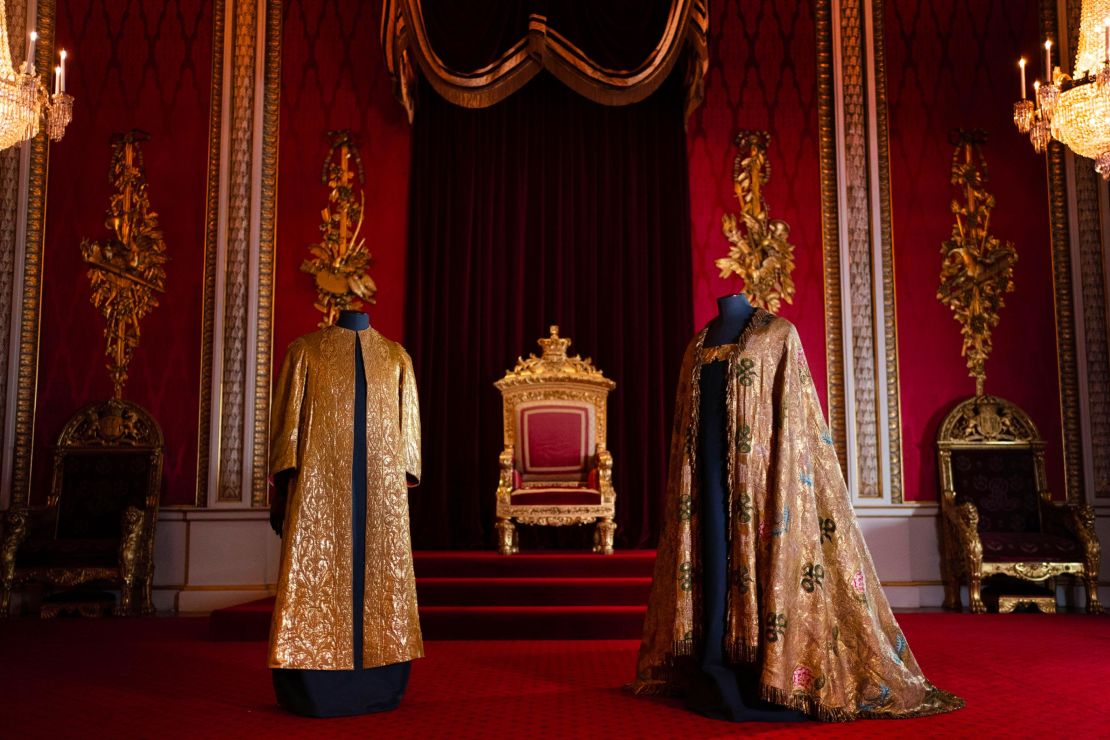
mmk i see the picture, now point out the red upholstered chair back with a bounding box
[515,400,596,483]
[949,448,1041,533]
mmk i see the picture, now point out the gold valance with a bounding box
[381,0,708,121]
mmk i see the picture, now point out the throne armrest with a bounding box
[118,506,146,581]
[942,496,982,553]
[2,507,55,552]
[1041,500,1101,558]
[498,448,516,497]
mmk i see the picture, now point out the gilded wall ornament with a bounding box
[80,130,168,400]
[301,130,377,327]
[937,130,1018,396]
[717,131,797,312]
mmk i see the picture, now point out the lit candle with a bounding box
[26,31,36,75]
[1034,80,1041,109]
[1045,39,1053,83]
[59,49,66,93]
[1019,57,1027,98]
[53,66,60,96]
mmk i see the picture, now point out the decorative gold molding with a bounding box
[251,0,281,507]
[9,0,55,508]
[301,130,376,327]
[937,130,1018,397]
[1041,0,1086,505]
[0,0,27,496]
[81,131,168,401]
[815,0,847,476]
[197,0,282,507]
[717,131,796,313]
[196,0,228,506]
[870,0,904,503]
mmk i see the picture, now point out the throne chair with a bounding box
[1,399,163,617]
[494,326,617,555]
[936,395,1101,613]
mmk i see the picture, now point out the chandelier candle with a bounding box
[26,32,35,75]
[1045,39,1053,81]
[53,67,59,96]
[59,50,66,93]
[1020,58,1026,97]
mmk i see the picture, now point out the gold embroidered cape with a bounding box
[634,311,963,721]
[268,326,423,670]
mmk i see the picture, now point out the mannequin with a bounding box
[692,294,806,722]
[270,309,413,717]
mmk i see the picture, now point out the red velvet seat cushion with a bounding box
[509,488,602,506]
[980,532,1081,562]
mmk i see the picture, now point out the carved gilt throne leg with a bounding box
[1,510,28,619]
[117,507,144,616]
[496,518,518,556]
[593,518,616,555]
[939,523,961,611]
[967,570,986,614]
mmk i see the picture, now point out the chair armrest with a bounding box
[1041,501,1100,558]
[498,449,515,493]
[596,448,613,490]
[2,507,55,553]
[942,498,982,554]
[118,506,146,580]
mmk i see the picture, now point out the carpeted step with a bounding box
[417,577,652,606]
[419,605,647,640]
[209,598,648,641]
[412,550,655,578]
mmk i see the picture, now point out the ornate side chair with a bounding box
[494,326,617,555]
[937,395,1101,613]
[1,399,163,617]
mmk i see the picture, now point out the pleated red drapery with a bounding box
[404,69,694,549]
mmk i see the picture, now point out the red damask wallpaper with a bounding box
[686,0,827,410]
[34,0,212,505]
[273,0,411,359]
[886,0,1064,500]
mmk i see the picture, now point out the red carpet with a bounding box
[2,612,1108,738]
[210,550,656,641]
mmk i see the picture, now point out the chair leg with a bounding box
[593,518,616,555]
[1085,574,1103,614]
[495,518,518,555]
[968,573,986,614]
[0,582,10,619]
[141,573,155,616]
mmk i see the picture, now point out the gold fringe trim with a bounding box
[759,683,966,723]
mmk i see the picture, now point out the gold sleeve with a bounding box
[400,349,421,485]
[270,338,308,476]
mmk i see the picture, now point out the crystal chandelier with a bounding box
[0,0,73,151]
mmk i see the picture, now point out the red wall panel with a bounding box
[274,0,411,365]
[34,0,212,505]
[886,0,1064,500]
[687,0,827,411]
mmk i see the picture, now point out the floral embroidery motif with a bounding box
[820,428,834,446]
[850,569,866,595]
[819,517,836,543]
[679,562,694,592]
[735,423,753,454]
[792,665,826,693]
[799,470,814,487]
[736,357,758,386]
[678,495,694,522]
[765,611,787,642]
[732,565,753,594]
[801,563,825,592]
[858,684,892,712]
[889,632,907,665]
[797,349,812,384]
[733,492,752,524]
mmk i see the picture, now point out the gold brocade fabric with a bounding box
[268,326,423,671]
[633,311,964,721]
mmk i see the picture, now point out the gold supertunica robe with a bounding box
[634,311,963,721]
[268,326,423,670]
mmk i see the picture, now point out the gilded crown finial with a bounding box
[538,325,571,360]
